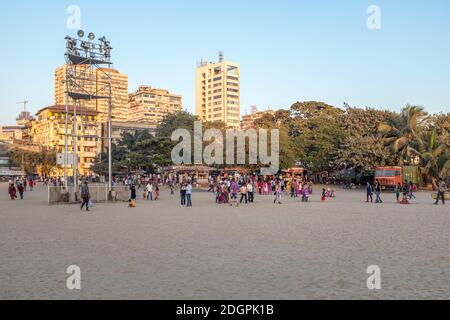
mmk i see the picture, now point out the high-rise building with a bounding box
[54,65,129,123]
[32,105,102,176]
[195,53,240,128]
[127,85,182,125]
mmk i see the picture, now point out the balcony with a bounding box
[82,152,97,158]
[83,141,98,147]
[58,140,72,146]
[58,129,72,135]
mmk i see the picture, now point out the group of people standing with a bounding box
[211,176,319,206]
[214,179,255,206]
[366,179,448,205]
[7,177,35,200]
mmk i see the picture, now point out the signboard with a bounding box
[0,168,25,176]
[56,153,77,166]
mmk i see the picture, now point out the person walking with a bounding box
[186,182,193,207]
[434,180,447,205]
[409,181,416,200]
[29,179,34,191]
[230,180,239,207]
[395,182,402,203]
[239,183,248,204]
[247,181,254,203]
[154,184,160,201]
[366,182,373,203]
[17,183,24,200]
[180,182,187,207]
[8,183,17,200]
[130,185,137,202]
[375,180,383,203]
[146,182,153,201]
[274,182,282,204]
[80,181,91,212]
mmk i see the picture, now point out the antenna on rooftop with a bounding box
[17,100,29,112]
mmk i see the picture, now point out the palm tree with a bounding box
[118,130,152,152]
[378,105,427,165]
[420,129,450,189]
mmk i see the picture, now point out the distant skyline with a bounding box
[1,0,449,124]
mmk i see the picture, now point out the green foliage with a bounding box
[8,148,56,175]
[88,105,449,184]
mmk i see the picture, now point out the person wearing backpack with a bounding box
[80,181,90,212]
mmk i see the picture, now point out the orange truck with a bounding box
[375,166,403,189]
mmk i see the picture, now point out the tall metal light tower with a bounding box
[63,30,113,199]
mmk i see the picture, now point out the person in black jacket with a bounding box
[80,181,90,211]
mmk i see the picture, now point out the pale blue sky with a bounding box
[0,0,449,124]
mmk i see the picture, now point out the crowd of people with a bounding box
[7,177,35,201]
[5,173,448,209]
[209,175,331,206]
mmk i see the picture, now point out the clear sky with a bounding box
[0,0,449,124]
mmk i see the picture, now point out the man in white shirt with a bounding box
[186,183,193,207]
[247,182,254,203]
[146,183,153,201]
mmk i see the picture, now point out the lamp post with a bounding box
[64,30,113,198]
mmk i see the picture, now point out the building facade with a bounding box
[32,105,101,176]
[0,125,25,143]
[241,109,276,130]
[54,65,129,123]
[195,54,241,128]
[127,86,182,125]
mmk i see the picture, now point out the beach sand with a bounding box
[0,182,449,300]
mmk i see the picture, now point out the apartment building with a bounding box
[241,109,276,130]
[32,105,101,176]
[54,65,129,123]
[195,53,241,128]
[127,86,182,125]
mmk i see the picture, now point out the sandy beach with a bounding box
[0,182,449,300]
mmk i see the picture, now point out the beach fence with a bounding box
[47,184,131,205]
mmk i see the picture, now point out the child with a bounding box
[128,199,136,208]
[321,188,326,202]
[302,184,309,202]
[400,192,410,205]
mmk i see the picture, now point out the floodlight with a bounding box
[77,30,85,38]
[81,41,90,50]
[88,32,95,40]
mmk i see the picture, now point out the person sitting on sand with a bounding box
[400,191,410,205]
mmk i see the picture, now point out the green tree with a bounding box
[335,107,400,173]
[419,129,450,189]
[378,105,428,165]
